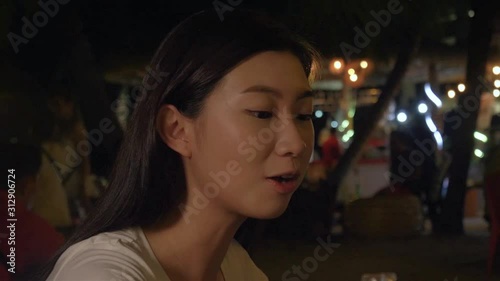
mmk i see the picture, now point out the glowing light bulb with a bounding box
[417,103,428,114]
[329,59,344,73]
[474,131,488,143]
[493,66,500,75]
[474,149,484,158]
[360,60,368,69]
[341,120,349,128]
[448,90,456,98]
[493,89,500,97]
[397,112,407,123]
[458,84,465,92]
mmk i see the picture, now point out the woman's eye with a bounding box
[249,111,273,119]
[297,114,313,121]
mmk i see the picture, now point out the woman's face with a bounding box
[185,51,314,219]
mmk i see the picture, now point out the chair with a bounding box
[485,173,500,275]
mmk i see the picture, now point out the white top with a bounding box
[46,227,268,281]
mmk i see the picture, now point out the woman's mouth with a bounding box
[266,173,300,194]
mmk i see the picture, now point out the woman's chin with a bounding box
[245,199,291,220]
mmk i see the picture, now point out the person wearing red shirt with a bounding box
[1,143,64,281]
[321,127,342,169]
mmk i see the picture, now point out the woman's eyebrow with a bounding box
[241,85,313,100]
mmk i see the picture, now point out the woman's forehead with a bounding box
[217,51,311,96]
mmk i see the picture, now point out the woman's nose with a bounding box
[274,122,307,158]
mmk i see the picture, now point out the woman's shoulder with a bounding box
[46,227,169,281]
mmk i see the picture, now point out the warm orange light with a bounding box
[329,58,344,74]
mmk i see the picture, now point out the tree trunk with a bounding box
[436,0,495,234]
[325,31,420,206]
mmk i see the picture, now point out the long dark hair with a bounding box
[38,9,319,280]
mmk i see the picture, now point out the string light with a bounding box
[397,112,407,123]
[425,115,437,132]
[333,60,342,69]
[458,84,465,92]
[493,66,500,75]
[418,103,428,114]
[434,131,443,150]
[341,120,350,128]
[448,90,456,98]
[360,60,368,69]
[329,59,344,73]
[474,149,484,158]
[474,131,488,143]
[424,83,442,108]
[493,89,500,97]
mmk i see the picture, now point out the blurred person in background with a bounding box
[410,115,439,223]
[321,126,342,169]
[0,143,64,281]
[33,82,99,230]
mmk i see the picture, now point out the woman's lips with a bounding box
[266,178,299,194]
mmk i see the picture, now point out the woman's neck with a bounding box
[143,203,245,281]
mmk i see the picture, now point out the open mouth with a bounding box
[268,175,298,183]
[266,172,301,194]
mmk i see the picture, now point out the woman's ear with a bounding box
[156,104,193,158]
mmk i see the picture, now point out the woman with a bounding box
[41,9,319,281]
[33,84,96,228]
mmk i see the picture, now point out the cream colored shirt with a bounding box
[46,227,268,281]
[33,141,74,227]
